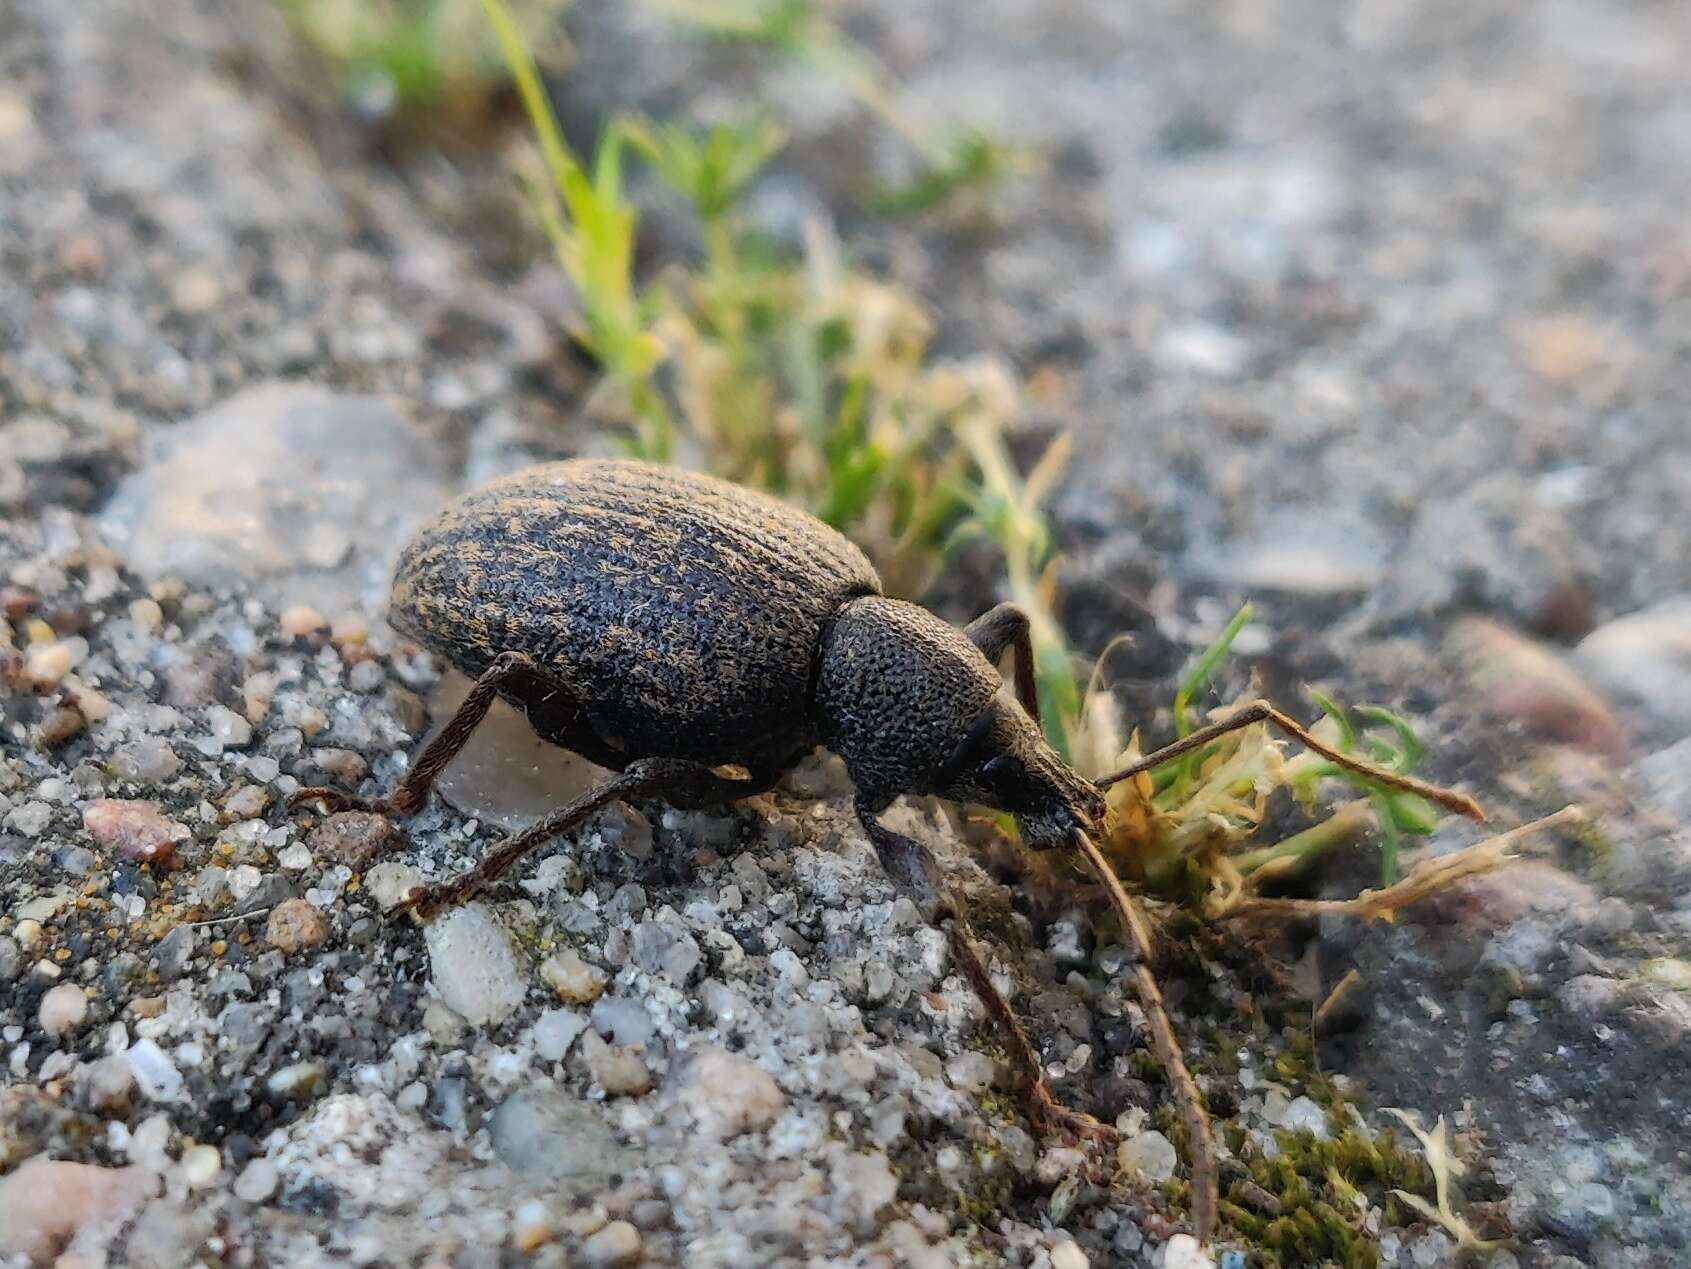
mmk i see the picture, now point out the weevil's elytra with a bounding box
[298,456,1115,1146]
[390,460,882,775]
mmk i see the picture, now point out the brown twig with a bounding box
[1217,806,1586,921]
[1073,828,1217,1246]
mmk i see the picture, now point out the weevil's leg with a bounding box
[1094,699,1486,821]
[399,758,770,918]
[965,602,1040,726]
[856,799,1117,1148]
[291,650,542,818]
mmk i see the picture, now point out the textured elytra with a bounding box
[391,459,881,774]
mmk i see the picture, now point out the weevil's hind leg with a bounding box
[399,758,772,918]
[856,799,1118,1150]
[1094,698,1486,821]
[965,602,1041,727]
[290,650,545,818]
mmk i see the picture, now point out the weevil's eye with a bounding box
[981,755,1022,790]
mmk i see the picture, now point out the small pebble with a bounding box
[126,1038,183,1101]
[580,1031,652,1096]
[329,612,369,647]
[533,1008,590,1062]
[85,1054,136,1111]
[1119,1130,1178,1181]
[512,1198,553,1252]
[206,705,253,749]
[310,748,368,782]
[1160,1234,1216,1269]
[280,605,326,637]
[308,811,398,868]
[945,1050,997,1093]
[128,598,163,631]
[82,799,190,864]
[113,737,180,783]
[1050,1241,1089,1269]
[36,705,84,747]
[681,1045,784,1138]
[266,899,328,954]
[579,1219,641,1267]
[233,1158,279,1203]
[180,1143,221,1189]
[39,982,89,1038]
[221,785,269,820]
[365,862,423,910]
[425,904,527,1026]
[540,949,607,1004]
[24,640,74,687]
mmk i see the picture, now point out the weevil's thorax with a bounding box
[814,596,1001,806]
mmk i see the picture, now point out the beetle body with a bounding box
[388,458,1101,858]
[392,459,879,777]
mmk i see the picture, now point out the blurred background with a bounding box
[4,1,1691,1266]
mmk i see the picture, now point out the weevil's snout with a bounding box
[1011,763,1108,851]
[937,700,1108,851]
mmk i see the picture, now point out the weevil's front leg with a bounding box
[856,799,1118,1149]
[291,650,542,818]
[399,758,770,918]
[964,602,1041,726]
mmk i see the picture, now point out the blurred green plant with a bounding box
[276,0,572,137]
[641,0,1020,219]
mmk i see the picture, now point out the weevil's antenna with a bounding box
[1093,699,1486,822]
[1072,827,1217,1246]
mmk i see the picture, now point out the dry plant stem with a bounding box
[1095,700,1487,822]
[1223,806,1586,921]
[1073,828,1218,1246]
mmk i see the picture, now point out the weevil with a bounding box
[292,457,1482,1150]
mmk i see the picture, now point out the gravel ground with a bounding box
[3,1,1691,1267]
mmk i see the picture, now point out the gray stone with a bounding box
[590,995,656,1048]
[100,383,449,612]
[630,919,702,982]
[489,1085,638,1187]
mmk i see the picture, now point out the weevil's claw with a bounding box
[1027,1079,1121,1155]
[289,786,387,816]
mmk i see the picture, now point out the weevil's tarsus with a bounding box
[1094,699,1486,823]
[1073,827,1218,1246]
[290,649,544,821]
[941,916,1119,1152]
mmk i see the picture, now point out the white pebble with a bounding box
[580,1219,641,1267]
[533,1008,589,1062]
[207,706,253,748]
[38,983,88,1038]
[1159,1234,1216,1269]
[1050,1241,1089,1269]
[180,1143,221,1189]
[1118,1129,1178,1182]
[424,904,527,1027]
[233,1158,279,1203]
[277,843,314,871]
[125,1038,183,1101]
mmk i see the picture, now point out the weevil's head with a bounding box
[932,694,1108,850]
[815,595,1106,847]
